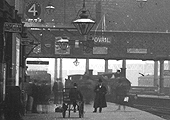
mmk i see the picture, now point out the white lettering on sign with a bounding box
[25,2,41,19]
[4,22,22,33]
[127,48,147,54]
[28,4,38,16]
[92,36,111,44]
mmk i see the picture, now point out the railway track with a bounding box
[133,104,170,120]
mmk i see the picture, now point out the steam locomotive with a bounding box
[65,71,131,104]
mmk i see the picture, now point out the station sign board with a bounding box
[92,36,112,45]
[127,48,147,54]
[27,61,49,65]
[93,47,108,54]
[4,22,22,33]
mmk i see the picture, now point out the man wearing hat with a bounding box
[93,79,107,113]
[69,83,83,112]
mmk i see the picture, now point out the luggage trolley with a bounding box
[62,88,84,118]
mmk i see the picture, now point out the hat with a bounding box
[98,79,102,83]
[73,83,77,86]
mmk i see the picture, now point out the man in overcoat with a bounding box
[93,79,107,113]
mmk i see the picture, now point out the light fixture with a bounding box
[46,0,55,14]
[72,0,95,35]
[73,58,80,66]
[136,0,147,8]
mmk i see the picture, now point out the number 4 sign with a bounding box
[25,1,41,19]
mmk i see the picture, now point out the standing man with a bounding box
[31,80,39,113]
[52,80,58,105]
[69,83,83,112]
[93,79,107,113]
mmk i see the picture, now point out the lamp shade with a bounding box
[73,10,95,35]
[45,2,55,14]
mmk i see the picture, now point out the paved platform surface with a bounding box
[23,102,165,120]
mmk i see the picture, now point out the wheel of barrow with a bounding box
[78,102,84,118]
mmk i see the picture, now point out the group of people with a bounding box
[67,75,131,113]
[52,80,63,105]
[21,71,131,114]
[22,74,131,114]
[1,73,131,120]
[21,80,51,114]
[32,81,51,113]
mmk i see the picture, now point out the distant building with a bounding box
[138,70,170,87]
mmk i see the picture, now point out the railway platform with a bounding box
[22,102,165,120]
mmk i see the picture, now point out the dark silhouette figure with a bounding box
[40,82,51,113]
[115,77,131,111]
[31,81,39,113]
[69,83,83,112]
[3,86,23,120]
[93,79,107,113]
[52,81,58,105]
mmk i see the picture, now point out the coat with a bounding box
[69,88,83,101]
[93,84,107,108]
[52,82,58,95]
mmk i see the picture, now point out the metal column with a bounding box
[54,58,58,81]
[105,59,108,73]
[159,60,164,94]
[121,59,126,77]
[168,61,170,70]
[59,58,62,82]
[154,61,158,87]
[86,58,89,74]
[12,33,16,85]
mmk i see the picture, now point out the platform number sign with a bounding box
[25,1,41,19]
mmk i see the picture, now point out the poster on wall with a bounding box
[15,36,20,86]
[55,37,70,54]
